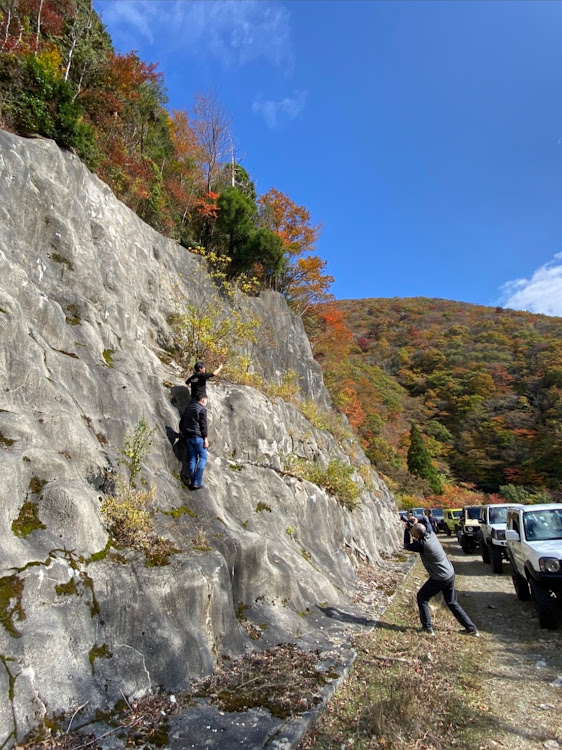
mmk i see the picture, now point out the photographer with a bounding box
[404,520,479,638]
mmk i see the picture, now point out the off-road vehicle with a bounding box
[443,508,462,536]
[479,503,524,573]
[506,504,562,630]
[457,506,483,553]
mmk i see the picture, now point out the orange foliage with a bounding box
[336,383,365,430]
[429,482,488,508]
[287,255,334,315]
[195,192,219,219]
[258,187,320,257]
[312,304,353,362]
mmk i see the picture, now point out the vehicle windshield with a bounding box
[465,507,481,520]
[431,508,444,518]
[451,510,462,519]
[489,507,509,524]
[523,509,562,541]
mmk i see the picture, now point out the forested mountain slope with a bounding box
[319,297,562,502]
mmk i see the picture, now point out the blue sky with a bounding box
[94,0,562,315]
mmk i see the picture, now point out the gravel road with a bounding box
[444,535,562,750]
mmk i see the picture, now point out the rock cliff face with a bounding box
[0,130,400,745]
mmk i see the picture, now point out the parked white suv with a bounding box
[479,503,524,574]
[505,504,562,630]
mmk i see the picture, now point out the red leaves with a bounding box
[195,191,219,219]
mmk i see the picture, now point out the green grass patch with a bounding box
[102,349,115,367]
[54,578,78,596]
[89,643,112,674]
[255,502,272,513]
[28,476,47,494]
[162,505,197,519]
[301,559,495,750]
[0,575,25,638]
[11,501,46,537]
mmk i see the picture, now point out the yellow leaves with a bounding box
[36,45,63,78]
[101,486,155,547]
[169,296,260,372]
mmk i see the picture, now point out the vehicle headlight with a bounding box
[539,558,561,574]
[465,526,473,533]
[492,529,505,540]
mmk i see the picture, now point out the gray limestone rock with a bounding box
[0,129,401,745]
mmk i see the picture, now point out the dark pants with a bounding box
[417,575,476,631]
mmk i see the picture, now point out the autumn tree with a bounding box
[259,187,320,256]
[192,89,232,193]
[258,187,333,314]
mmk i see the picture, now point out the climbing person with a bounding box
[403,521,479,637]
[179,394,208,490]
[186,361,223,402]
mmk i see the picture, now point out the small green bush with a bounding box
[286,457,360,511]
[299,400,353,443]
[167,296,260,373]
[263,370,302,403]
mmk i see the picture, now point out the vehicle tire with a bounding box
[512,570,531,601]
[481,541,490,564]
[529,578,558,630]
[460,537,472,554]
[490,545,503,574]
[445,526,451,537]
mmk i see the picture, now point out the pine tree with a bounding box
[407,423,443,494]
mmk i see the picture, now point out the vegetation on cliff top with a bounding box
[0,0,332,311]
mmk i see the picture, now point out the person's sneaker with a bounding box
[422,627,435,637]
[460,628,480,637]
[191,484,204,490]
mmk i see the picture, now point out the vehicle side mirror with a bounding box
[505,529,520,542]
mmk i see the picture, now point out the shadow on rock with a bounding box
[318,606,376,627]
[167,386,193,488]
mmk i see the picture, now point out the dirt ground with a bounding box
[301,534,562,750]
[445,536,562,749]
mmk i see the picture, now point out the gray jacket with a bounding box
[404,529,454,581]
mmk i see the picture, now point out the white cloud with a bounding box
[97,0,293,70]
[498,252,562,316]
[252,90,308,128]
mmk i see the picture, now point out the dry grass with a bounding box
[300,558,494,750]
[192,644,337,719]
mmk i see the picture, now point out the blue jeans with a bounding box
[186,437,207,486]
[417,575,476,631]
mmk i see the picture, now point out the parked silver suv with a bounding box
[479,503,524,574]
[506,504,562,630]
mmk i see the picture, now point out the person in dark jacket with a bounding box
[186,361,223,402]
[179,394,208,489]
[404,522,479,637]
[426,509,439,534]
